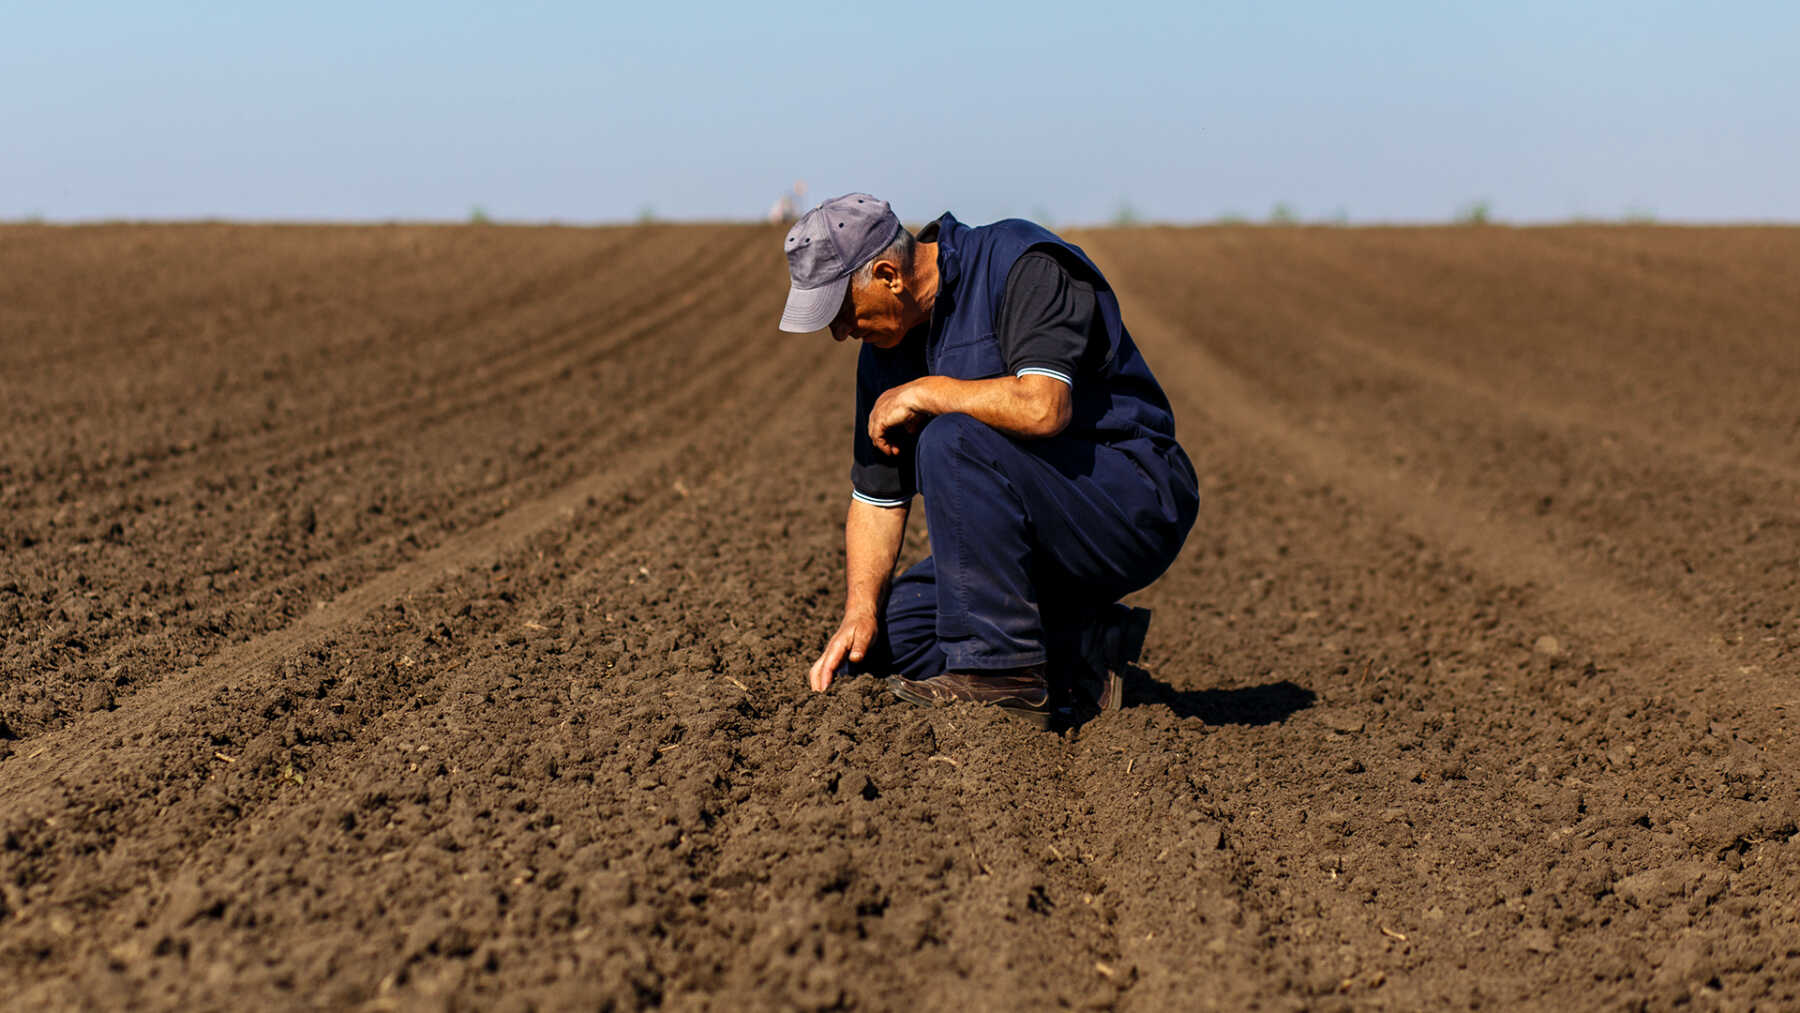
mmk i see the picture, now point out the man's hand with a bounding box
[869,375,1071,455]
[868,381,933,456]
[809,611,878,692]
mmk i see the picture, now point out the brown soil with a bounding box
[2,222,1798,1010]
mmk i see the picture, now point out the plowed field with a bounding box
[3,223,1798,1010]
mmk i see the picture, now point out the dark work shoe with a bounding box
[886,665,1053,728]
[1075,605,1151,711]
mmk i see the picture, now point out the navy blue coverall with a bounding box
[849,213,1198,680]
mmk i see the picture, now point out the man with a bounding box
[777,194,1198,727]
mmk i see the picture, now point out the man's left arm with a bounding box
[867,374,1070,455]
[869,248,1093,455]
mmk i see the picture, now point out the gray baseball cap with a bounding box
[778,193,902,332]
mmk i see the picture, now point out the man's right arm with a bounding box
[808,497,908,692]
[809,339,921,692]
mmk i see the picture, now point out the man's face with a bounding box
[827,261,911,349]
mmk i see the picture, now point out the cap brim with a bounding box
[778,275,849,333]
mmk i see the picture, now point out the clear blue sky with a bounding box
[4,1,1795,224]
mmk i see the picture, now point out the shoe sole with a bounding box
[884,676,1054,730]
[1096,606,1151,711]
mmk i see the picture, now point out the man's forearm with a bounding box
[845,497,908,618]
[907,374,1071,439]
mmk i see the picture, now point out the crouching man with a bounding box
[778,193,1198,727]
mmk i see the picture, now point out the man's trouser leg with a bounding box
[849,558,945,682]
[890,412,1193,675]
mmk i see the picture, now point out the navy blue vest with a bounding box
[924,213,1181,449]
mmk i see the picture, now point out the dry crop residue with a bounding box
[2,223,1798,1010]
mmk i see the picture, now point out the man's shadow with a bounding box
[1117,664,1315,726]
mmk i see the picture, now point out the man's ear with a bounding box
[871,259,904,294]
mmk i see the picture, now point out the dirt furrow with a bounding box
[1302,321,1800,489]
[5,224,1798,1011]
[1078,229,1798,668]
[0,225,642,378]
[1078,229,1800,1008]
[1,226,763,509]
[1084,233,1786,700]
[4,251,866,1005]
[0,235,791,780]
[1,229,781,743]
[0,264,805,998]
[1108,227,1800,473]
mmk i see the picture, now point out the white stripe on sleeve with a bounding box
[851,489,911,508]
[1016,367,1074,386]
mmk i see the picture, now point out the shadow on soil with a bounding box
[1125,666,1316,725]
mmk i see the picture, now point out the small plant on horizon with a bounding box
[636,204,660,225]
[1454,199,1492,226]
[468,206,493,225]
[1213,211,1249,226]
[1622,204,1657,225]
[1110,201,1142,227]
[1267,202,1298,226]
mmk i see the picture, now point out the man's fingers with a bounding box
[812,633,850,692]
[812,618,877,693]
[810,635,842,692]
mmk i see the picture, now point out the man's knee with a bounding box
[916,413,998,473]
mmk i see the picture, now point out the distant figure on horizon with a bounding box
[777,193,1199,728]
[767,180,808,224]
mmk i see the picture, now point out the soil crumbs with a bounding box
[3,223,1799,1011]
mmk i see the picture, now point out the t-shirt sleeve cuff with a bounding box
[1014,365,1074,386]
[851,488,912,508]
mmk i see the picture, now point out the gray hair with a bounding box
[853,226,916,285]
